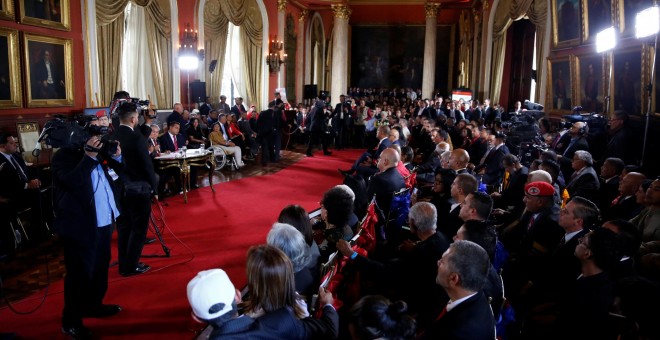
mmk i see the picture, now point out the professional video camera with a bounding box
[38,117,119,155]
[562,106,608,136]
[109,97,151,119]
[499,103,548,167]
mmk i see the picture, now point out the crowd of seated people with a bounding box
[184,91,660,339]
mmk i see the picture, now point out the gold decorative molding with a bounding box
[482,0,490,13]
[424,2,441,18]
[277,0,287,12]
[299,9,309,22]
[331,4,351,19]
[472,7,480,24]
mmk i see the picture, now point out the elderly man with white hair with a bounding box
[565,150,600,203]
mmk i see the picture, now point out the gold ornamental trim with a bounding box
[483,0,490,13]
[424,2,441,18]
[277,0,287,12]
[299,9,309,22]
[331,4,351,19]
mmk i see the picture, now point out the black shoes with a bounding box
[323,151,333,156]
[62,325,92,339]
[83,304,122,318]
[120,262,151,277]
[338,168,353,176]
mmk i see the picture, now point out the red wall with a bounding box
[0,0,86,134]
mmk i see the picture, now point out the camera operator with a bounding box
[138,104,158,138]
[51,135,123,338]
[111,102,158,277]
[555,121,590,179]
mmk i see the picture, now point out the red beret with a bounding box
[524,181,555,197]
[96,110,107,118]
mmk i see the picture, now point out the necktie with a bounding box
[10,156,28,182]
[559,236,566,246]
[479,147,492,165]
[502,171,510,190]
[611,194,622,207]
[435,306,448,321]
[172,135,178,151]
[527,214,537,230]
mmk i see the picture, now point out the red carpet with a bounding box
[0,149,361,339]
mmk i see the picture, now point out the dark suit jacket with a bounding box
[51,148,121,245]
[598,176,620,213]
[481,144,510,185]
[603,195,642,221]
[420,291,496,340]
[159,132,186,153]
[499,166,529,215]
[558,136,589,178]
[112,125,159,192]
[566,166,600,203]
[257,109,276,136]
[199,102,213,117]
[0,153,31,201]
[209,305,338,340]
[538,228,590,303]
[367,167,405,218]
[230,104,247,117]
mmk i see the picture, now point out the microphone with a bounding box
[32,140,41,157]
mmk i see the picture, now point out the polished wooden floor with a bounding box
[0,145,310,306]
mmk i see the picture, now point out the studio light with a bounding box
[178,55,199,70]
[595,26,617,53]
[636,6,660,39]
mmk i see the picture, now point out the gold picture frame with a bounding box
[0,0,15,20]
[19,0,70,31]
[551,0,581,49]
[574,54,607,115]
[611,47,644,116]
[582,0,622,41]
[23,33,74,107]
[0,28,22,108]
[546,56,575,115]
[16,121,40,160]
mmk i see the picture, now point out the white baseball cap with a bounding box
[186,269,235,320]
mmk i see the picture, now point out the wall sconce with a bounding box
[266,37,287,73]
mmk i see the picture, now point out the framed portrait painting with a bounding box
[0,0,15,20]
[552,0,581,48]
[575,54,606,114]
[582,0,621,41]
[622,0,653,35]
[0,28,22,108]
[19,0,70,31]
[546,57,574,114]
[612,49,642,116]
[23,33,73,107]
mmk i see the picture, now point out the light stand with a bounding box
[636,5,659,167]
[596,27,617,116]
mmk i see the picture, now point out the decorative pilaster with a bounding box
[422,2,440,99]
[331,4,351,105]
[296,10,309,102]
[277,0,287,87]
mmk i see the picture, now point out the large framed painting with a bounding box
[575,54,606,114]
[622,0,654,35]
[546,56,574,114]
[23,33,73,107]
[0,0,15,20]
[0,28,22,108]
[19,0,70,31]
[552,0,581,48]
[611,48,643,116]
[582,0,621,41]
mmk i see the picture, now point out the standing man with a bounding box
[272,92,286,162]
[52,135,123,338]
[421,240,496,339]
[111,102,158,277]
[138,106,158,138]
[257,102,277,166]
[217,95,231,116]
[306,96,332,157]
[333,94,351,150]
[199,96,213,117]
[230,96,247,117]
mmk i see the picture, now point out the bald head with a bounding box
[619,172,646,196]
[449,149,470,170]
[378,148,400,172]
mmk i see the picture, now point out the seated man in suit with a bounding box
[448,148,471,174]
[420,240,496,339]
[367,148,406,226]
[603,172,646,221]
[158,121,198,194]
[556,121,590,179]
[476,131,510,186]
[339,125,393,177]
[598,157,624,212]
[566,150,600,203]
[491,154,528,221]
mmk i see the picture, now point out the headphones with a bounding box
[578,123,589,136]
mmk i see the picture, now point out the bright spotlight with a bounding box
[596,26,617,53]
[178,55,199,70]
[636,6,660,39]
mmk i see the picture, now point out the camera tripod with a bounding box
[143,198,171,257]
